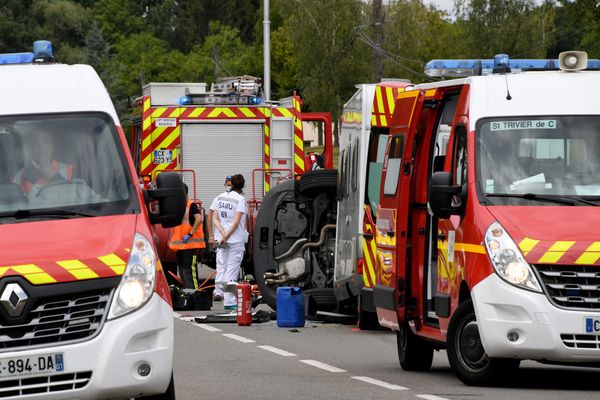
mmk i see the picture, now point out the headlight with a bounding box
[108,233,157,319]
[484,222,542,292]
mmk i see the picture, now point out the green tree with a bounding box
[0,0,36,52]
[281,0,371,145]
[455,0,549,58]
[383,0,461,83]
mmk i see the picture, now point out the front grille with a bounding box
[561,334,600,349]
[0,289,112,350]
[0,371,92,398]
[534,264,600,309]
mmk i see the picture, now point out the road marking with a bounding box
[416,395,451,400]
[194,323,222,332]
[257,345,297,357]
[351,376,408,390]
[299,359,347,373]
[222,333,256,343]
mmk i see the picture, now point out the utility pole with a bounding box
[372,0,384,82]
[263,0,271,102]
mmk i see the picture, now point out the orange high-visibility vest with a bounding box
[168,200,206,250]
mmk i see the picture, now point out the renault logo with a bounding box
[0,283,28,317]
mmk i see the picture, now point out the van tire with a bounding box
[139,374,176,399]
[446,299,520,386]
[304,288,337,310]
[397,323,434,371]
[299,170,337,194]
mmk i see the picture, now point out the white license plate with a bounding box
[0,353,64,379]
[585,317,600,333]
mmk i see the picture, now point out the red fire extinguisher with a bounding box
[237,282,252,326]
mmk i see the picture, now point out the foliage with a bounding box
[2,0,600,125]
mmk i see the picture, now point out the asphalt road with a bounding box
[172,304,600,400]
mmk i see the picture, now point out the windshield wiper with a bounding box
[486,193,577,206]
[0,209,96,220]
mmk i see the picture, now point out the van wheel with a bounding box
[397,323,434,371]
[446,299,519,386]
[139,374,176,399]
[299,170,337,194]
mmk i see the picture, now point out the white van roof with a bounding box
[0,63,120,123]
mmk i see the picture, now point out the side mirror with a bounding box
[428,172,463,219]
[144,172,186,228]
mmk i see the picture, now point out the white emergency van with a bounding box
[0,41,184,399]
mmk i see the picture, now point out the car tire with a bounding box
[397,323,434,371]
[299,169,337,194]
[446,299,520,386]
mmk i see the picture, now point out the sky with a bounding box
[426,0,455,15]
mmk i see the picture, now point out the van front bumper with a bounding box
[473,273,600,363]
[0,294,173,400]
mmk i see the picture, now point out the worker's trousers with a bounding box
[176,249,199,289]
[214,242,245,307]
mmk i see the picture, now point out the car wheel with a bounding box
[397,323,434,371]
[446,299,520,386]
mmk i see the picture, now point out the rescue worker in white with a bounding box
[210,174,248,310]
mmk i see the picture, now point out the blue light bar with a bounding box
[0,52,34,65]
[179,96,191,105]
[33,40,53,61]
[249,96,261,105]
[424,54,599,77]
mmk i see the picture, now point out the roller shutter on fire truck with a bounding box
[180,122,264,207]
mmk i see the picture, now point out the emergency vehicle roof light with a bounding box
[32,40,53,62]
[179,95,191,105]
[0,52,34,65]
[424,53,600,77]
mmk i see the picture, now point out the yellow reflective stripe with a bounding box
[143,98,150,111]
[240,107,256,117]
[264,143,270,157]
[294,134,303,149]
[455,243,486,254]
[386,87,395,115]
[380,115,388,127]
[141,131,153,152]
[371,115,377,126]
[294,153,305,171]
[152,107,166,118]
[192,254,198,289]
[143,115,151,131]
[98,254,127,275]
[154,126,180,157]
[519,237,540,256]
[424,89,437,98]
[548,241,575,252]
[362,240,376,287]
[262,107,271,117]
[375,87,384,115]
[208,108,236,118]
[0,265,56,284]
[538,241,575,264]
[575,242,600,264]
[294,115,302,130]
[277,108,293,118]
[169,108,181,118]
[189,107,205,118]
[56,260,99,280]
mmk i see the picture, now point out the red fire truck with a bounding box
[130,76,333,273]
[373,51,600,385]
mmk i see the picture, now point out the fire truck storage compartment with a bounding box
[270,118,294,175]
[180,122,264,207]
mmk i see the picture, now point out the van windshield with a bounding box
[477,116,600,206]
[0,113,139,221]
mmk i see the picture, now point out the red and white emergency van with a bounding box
[0,41,185,399]
[373,51,600,385]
